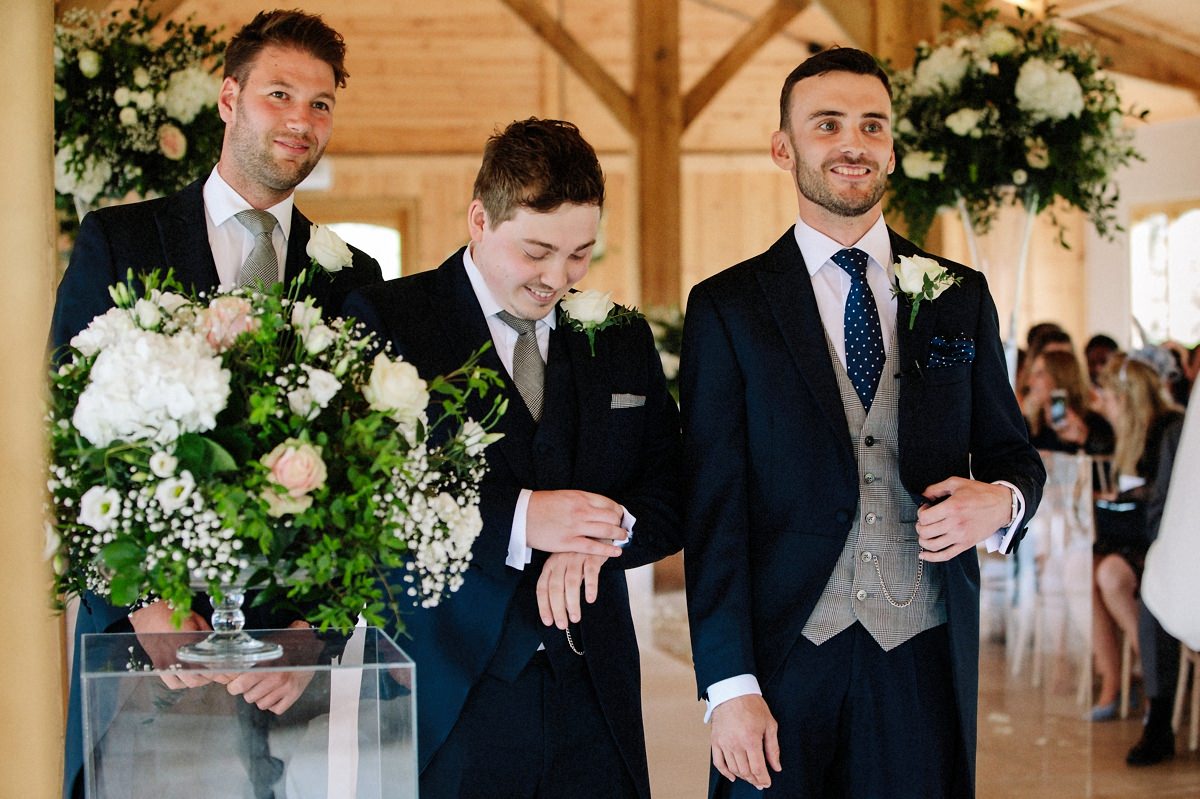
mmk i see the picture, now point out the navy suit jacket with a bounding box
[680,227,1045,786]
[52,177,383,799]
[342,250,683,799]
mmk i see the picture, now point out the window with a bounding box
[1129,206,1200,346]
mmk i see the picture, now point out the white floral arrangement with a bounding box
[47,272,506,631]
[54,1,226,217]
[892,255,962,329]
[887,0,1143,245]
[644,305,684,399]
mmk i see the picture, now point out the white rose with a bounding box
[364,353,429,426]
[78,485,121,532]
[1012,169,1028,186]
[896,255,954,300]
[54,83,66,102]
[150,290,189,315]
[133,67,151,88]
[304,366,341,407]
[895,118,916,136]
[560,289,614,325]
[113,87,132,107]
[981,27,1019,57]
[134,90,155,110]
[306,224,353,272]
[944,107,985,137]
[134,298,162,329]
[119,107,139,127]
[900,151,945,181]
[77,49,101,78]
[302,323,335,355]
[149,451,178,478]
[155,470,196,513]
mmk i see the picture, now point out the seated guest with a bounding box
[1087,356,1185,722]
[1023,349,1114,456]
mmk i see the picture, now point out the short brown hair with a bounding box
[472,118,605,226]
[779,47,890,130]
[224,10,348,89]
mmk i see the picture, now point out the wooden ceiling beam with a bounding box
[497,0,637,133]
[1060,16,1200,97]
[682,0,810,129]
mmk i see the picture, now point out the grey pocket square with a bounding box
[610,393,646,409]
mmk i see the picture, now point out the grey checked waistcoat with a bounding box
[801,330,947,651]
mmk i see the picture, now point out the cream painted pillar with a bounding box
[0,2,63,798]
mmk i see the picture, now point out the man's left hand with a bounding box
[916,477,1012,561]
[214,620,316,714]
[536,552,609,629]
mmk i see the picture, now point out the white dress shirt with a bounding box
[460,246,634,571]
[202,166,294,288]
[703,214,1025,720]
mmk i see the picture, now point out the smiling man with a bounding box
[50,11,382,799]
[679,48,1045,798]
[343,118,683,799]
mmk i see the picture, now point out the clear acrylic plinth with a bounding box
[80,626,416,799]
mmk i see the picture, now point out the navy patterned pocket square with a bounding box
[927,335,975,368]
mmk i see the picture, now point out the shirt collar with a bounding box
[793,213,893,281]
[202,166,294,239]
[462,245,558,330]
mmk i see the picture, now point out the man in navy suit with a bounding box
[50,11,382,798]
[343,118,682,799]
[680,48,1045,798]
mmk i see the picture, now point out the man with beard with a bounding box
[51,11,381,799]
[679,48,1044,798]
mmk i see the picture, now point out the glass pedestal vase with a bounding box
[80,626,416,799]
[175,588,284,664]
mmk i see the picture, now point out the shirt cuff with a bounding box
[616,506,636,547]
[506,488,534,570]
[703,674,762,723]
[985,480,1025,554]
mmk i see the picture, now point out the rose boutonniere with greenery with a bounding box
[892,255,962,330]
[306,223,353,274]
[559,289,643,356]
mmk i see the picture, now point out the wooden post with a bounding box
[633,0,682,307]
[1,3,63,798]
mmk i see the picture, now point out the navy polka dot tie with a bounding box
[832,247,884,411]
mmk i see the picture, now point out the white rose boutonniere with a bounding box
[559,289,643,356]
[306,223,353,274]
[893,255,962,330]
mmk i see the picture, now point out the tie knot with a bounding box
[831,247,870,280]
[235,209,277,237]
[496,310,537,336]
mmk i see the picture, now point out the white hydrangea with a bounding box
[901,151,946,181]
[1015,58,1085,123]
[910,45,972,96]
[54,142,113,205]
[980,26,1019,57]
[73,328,231,447]
[945,107,986,137]
[70,306,138,356]
[162,66,218,124]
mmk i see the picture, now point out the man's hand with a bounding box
[709,694,782,789]
[917,477,1013,561]
[130,600,212,689]
[526,490,627,557]
[215,621,316,715]
[536,552,609,628]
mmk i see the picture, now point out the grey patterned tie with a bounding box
[496,310,544,422]
[234,209,280,289]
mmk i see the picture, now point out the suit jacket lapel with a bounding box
[890,229,937,379]
[432,252,538,487]
[285,207,313,285]
[757,230,853,457]
[155,179,219,292]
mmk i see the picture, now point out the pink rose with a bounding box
[158,124,187,161]
[261,439,326,517]
[200,296,258,351]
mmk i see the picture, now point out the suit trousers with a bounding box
[421,647,638,799]
[717,622,970,799]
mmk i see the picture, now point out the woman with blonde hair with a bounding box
[1088,355,1184,730]
[1024,349,1113,454]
